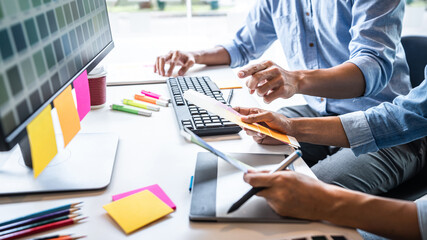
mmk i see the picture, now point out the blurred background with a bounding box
[102,0,427,110]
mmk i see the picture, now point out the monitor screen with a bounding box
[0,0,114,151]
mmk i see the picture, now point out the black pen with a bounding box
[227,150,302,214]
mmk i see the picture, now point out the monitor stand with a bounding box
[0,133,118,195]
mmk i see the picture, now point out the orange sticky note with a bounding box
[53,85,81,147]
[103,190,174,234]
[27,105,58,178]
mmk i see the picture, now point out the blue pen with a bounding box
[189,176,194,192]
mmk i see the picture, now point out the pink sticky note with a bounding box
[112,184,176,210]
[73,70,91,121]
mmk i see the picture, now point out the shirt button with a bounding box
[306,12,310,16]
[320,98,324,102]
[309,43,314,47]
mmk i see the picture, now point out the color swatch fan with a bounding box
[183,90,300,148]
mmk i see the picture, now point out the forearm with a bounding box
[297,62,366,98]
[324,187,420,239]
[288,117,350,147]
[192,46,231,66]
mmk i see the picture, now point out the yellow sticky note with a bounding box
[213,78,242,89]
[103,190,174,234]
[53,85,81,147]
[27,105,58,178]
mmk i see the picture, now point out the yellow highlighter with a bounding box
[122,99,160,112]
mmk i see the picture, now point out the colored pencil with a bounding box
[0,214,79,236]
[0,217,86,240]
[31,234,69,240]
[0,202,82,227]
[0,208,79,232]
[48,236,85,240]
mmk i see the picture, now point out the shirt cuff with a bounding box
[339,111,378,156]
[218,41,241,68]
[346,55,385,97]
[416,200,427,240]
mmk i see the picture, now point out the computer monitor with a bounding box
[0,0,118,195]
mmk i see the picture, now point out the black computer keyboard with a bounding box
[167,76,242,136]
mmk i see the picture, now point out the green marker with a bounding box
[122,99,160,112]
[110,104,152,117]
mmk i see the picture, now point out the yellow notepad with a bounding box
[103,190,174,234]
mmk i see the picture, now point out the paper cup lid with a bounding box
[88,65,107,78]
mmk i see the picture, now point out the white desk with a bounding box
[0,67,362,240]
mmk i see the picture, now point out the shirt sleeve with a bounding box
[219,0,278,68]
[416,200,427,240]
[340,68,427,156]
[339,111,378,156]
[345,0,405,96]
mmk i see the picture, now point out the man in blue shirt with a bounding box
[236,66,427,239]
[154,0,425,194]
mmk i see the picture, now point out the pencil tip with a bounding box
[75,216,88,223]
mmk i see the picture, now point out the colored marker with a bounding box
[189,176,194,192]
[110,104,152,117]
[134,94,168,107]
[122,99,160,112]
[141,90,171,103]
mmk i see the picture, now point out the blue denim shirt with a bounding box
[340,66,427,239]
[340,66,427,156]
[221,0,411,115]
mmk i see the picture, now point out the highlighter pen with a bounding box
[122,99,160,112]
[134,94,169,107]
[141,90,171,103]
[227,150,302,214]
[110,104,152,117]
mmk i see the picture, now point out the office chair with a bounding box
[380,35,427,201]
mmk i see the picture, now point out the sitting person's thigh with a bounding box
[311,138,426,194]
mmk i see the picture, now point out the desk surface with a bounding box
[0,67,361,240]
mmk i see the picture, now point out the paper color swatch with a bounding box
[183,90,300,148]
[73,70,91,121]
[53,85,81,147]
[103,190,174,234]
[213,78,242,90]
[112,184,176,210]
[181,127,255,173]
[26,105,58,178]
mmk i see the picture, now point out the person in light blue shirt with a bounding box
[154,0,425,194]
[236,66,427,239]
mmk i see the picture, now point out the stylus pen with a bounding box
[227,150,302,214]
[227,89,234,104]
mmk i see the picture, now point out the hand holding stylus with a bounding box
[227,150,302,214]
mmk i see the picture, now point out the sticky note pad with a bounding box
[112,184,176,210]
[103,190,174,234]
[53,85,81,147]
[27,105,58,178]
[73,70,91,121]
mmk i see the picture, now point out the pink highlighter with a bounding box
[141,90,171,103]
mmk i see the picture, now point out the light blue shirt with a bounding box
[340,66,427,156]
[340,66,427,239]
[221,0,411,115]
